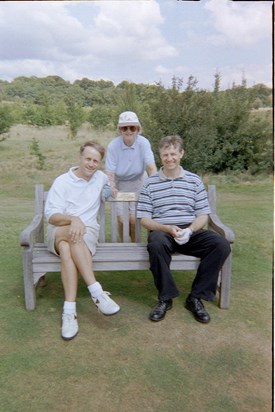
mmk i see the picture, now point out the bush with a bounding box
[0,105,13,140]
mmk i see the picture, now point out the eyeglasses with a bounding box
[120,126,138,132]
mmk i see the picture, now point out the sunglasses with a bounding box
[120,126,138,132]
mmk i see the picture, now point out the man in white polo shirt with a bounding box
[45,141,120,340]
[137,135,231,324]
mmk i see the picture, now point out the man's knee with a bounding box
[57,240,71,257]
[214,234,231,258]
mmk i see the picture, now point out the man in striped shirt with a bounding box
[136,135,230,324]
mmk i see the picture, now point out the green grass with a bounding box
[0,125,273,411]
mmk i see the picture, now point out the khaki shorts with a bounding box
[46,223,99,256]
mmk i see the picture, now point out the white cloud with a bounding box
[0,1,271,89]
[90,1,177,60]
[155,64,189,76]
[0,3,88,61]
[0,0,176,82]
[204,0,272,47]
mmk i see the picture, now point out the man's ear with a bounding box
[180,149,184,159]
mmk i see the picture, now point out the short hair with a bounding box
[159,135,183,152]
[79,141,105,159]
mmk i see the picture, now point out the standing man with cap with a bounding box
[105,111,157,241]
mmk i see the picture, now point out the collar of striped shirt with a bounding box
[158,166,186,181]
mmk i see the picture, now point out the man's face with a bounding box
[78,146,102,180]
[159,144,184,172]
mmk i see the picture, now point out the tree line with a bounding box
[0,74,272,174]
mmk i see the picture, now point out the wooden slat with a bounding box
[111,202,118,242]
[122,202,130,242]
[32,244,200,274]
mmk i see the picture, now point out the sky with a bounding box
[0,0,273,91]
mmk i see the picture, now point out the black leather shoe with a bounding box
[185,295,211,323]
[149,299,173,322]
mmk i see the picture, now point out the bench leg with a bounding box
[22,249,36,310]
[218,252,232,309]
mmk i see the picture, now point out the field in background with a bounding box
[1,123,114,196]
[0,125,273,411]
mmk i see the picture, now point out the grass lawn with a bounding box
[0,125,273,411]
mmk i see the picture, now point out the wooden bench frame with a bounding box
[20,184,235,310]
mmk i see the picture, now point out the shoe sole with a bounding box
[149,316,165,322]
[61,330,78,340]
[97,307,121,316]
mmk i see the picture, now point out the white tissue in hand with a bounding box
[174,228,192,245]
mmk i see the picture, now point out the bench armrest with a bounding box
[20,213,44,247]
[208,213,235,243]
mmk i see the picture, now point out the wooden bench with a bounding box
[20,184,235,311]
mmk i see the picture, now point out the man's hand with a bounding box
[174,228,192,245]
[102,184,113,201]
[69,217,86,243]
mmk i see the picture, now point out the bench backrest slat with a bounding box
[98,201,105,242]
[207,185,216,214]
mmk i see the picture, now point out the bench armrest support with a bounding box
[20,213,44,247]
[208,213,235,243]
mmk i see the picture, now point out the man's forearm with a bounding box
[140,217,172,233]
[48,213,78,226]
[140,214,209,236]
[189,214,209,233]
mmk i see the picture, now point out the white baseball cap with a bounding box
[118,111,141,127]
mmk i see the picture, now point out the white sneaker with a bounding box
[92,291,120,315]
[61,313,79,340]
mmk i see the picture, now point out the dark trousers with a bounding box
[147,229,231,302]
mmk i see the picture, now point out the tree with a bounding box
[88,105,114,130]
[0,105,13,142]
[113,82,146,129]
[66,102,85,139]
[0,75,272,173]
[213,72,221,93]
[30,138,46,170]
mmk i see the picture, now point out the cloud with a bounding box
[204,0,272,47]
[0,3,88,61]
[155,64,190,76]
[0,0,176,82]
[91,1,177,60]
[0,1,271,89]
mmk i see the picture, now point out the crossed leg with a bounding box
[55,226,96,301]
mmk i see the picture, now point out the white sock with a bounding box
[88,282,103,299]
[63,301,76,315]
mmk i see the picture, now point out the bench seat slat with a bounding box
[32,245,200,273]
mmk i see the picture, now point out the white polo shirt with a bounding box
[45,167,109,226]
